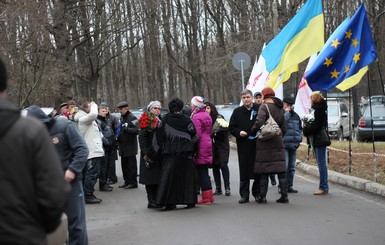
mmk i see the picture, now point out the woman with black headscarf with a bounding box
[149,98,199,209]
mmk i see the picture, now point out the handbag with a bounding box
[312,127,331,147]
[258,104,282,141]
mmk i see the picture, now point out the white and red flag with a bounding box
[294,54,317,118]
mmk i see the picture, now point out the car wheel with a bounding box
[337,128,343,141]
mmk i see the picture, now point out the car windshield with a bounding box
[328,105,339,116]
[363,106,385,117]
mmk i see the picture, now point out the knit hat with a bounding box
[147,100,161,112]
[191,96,205,108]
[59,102,68,109]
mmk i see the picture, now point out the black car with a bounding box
[356,104,385,142]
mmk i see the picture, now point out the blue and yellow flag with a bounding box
[262,0,324,89]
[305,3,377,91]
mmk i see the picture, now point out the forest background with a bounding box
[0,0,384,109]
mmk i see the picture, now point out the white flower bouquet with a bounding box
[301,113,315,127]
[301,112,315,147]
[212,117,229,134]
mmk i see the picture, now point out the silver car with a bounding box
[327,100,354,140]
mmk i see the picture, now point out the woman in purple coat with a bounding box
[191,96,214,204]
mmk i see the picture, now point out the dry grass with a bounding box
[297,140,385,185]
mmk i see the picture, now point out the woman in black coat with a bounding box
[138,101,162,208]
[205,102,231,196]
[150,98,199,210]
[303,93,330,195]
[251,87,288,204]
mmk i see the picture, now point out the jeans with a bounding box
[285,148,297,188]
[84,157,103,195]
[65,180,88,245]
[314,146,329,190]
[212,163,230,188]
[195,164,212,191]
[99,156,108,187]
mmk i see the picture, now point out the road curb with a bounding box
[297,161,385,197]
[229,141,385,197]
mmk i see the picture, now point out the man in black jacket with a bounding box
[229,89,260,204]
[0,58,70,244]
[27,105,89,245]
[97,105,114,191]
[116,101,139,189]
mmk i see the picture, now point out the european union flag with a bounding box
[305,3,377,91]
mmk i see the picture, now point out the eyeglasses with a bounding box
[153,107,161,110]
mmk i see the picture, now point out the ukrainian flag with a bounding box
[305,3,377,91]
[262,0,324,89]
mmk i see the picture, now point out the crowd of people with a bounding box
[0,54,331,244]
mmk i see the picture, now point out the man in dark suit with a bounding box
[229,89,260,203]
[116,101,139,189]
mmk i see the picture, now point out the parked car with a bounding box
[361,95,385,115]
[327,99,354,140]
[217,106,235,122]
[356,104,385,142]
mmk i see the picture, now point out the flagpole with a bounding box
[366,71,377,182]
[348,89,352,174]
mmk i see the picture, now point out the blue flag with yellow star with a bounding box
[305,3,377,91]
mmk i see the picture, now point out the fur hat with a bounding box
[147,100,161,112]
[191,96,205,108]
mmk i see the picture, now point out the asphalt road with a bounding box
[86,148,385,245]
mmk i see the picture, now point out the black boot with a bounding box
[224,180,231,196]
[276,194,289,203]
[214,187,222,195]
[146,185,162,209]
[238,180,250,204]
[276,173,289,203]
[255,196,267,204]
[257,175,268,204]
[213,178,222,195]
